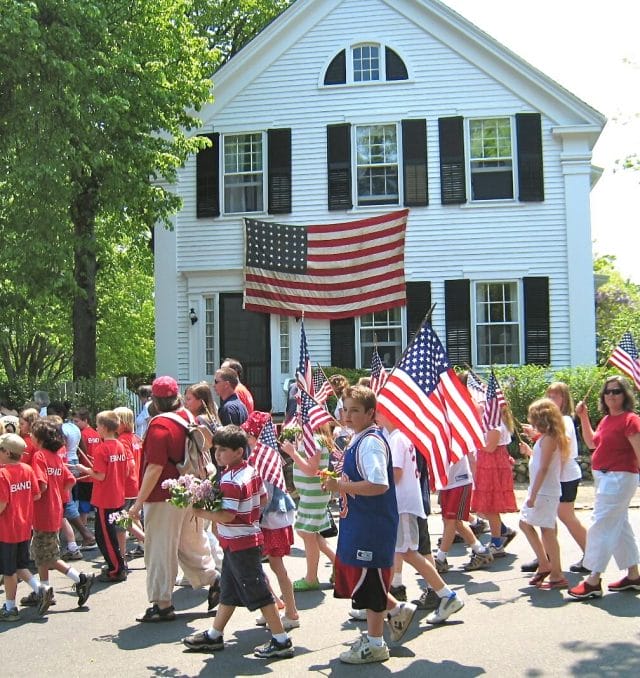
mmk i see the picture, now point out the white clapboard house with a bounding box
[154,0,605,412]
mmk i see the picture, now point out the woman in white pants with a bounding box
[569,376,640,599]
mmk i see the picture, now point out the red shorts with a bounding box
[261,526,294,558]
[333,555,392,612]
[439,483,472,521]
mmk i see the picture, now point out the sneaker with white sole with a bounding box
[0,604,20,622]
[339,636,389,664]
[463,549,494,571]
[489,542,506,558]
[386,602,417,642]
[434,557,450,573]
[255,614,300,630]
[414,588,440,611]
[348,607,368,621]
[183,630,224,652]
[254,636,294,659]
[37,585,54,617]
[501,527,517,547]
[21,590,57,607]
[426,592,464,624]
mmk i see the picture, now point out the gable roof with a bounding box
[200,0,605,132]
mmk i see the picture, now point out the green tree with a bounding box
[594,255,640,363]
[0,0,217,378]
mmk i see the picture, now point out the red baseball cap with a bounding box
[151,376,179,398]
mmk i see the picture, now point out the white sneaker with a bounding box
[339,636,389,664]
[281,615,300,631]
[386,602,417,642]
[255,613,267,626]
[426,593,464,624]
[348,607,367,621]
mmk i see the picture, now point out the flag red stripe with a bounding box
[245,266,404,292]
[243,297,406,319]
[245,283,406,307]
[308,223,406,252]
[307,209,409,234]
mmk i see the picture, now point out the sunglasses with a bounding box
[604,388,623,395]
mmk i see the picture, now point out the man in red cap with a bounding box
[129,377,221,623]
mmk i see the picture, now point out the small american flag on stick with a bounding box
[299,387,333,457]
[609,332,640,390]
[370,347,388,395]
[482,372,506,432]
[312,366,334,405]
[249,420,286,491]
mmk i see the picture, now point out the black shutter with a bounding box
[438,117,466,205]
[267,128,292,214]
[327,124,352,210]
[330,318,355,368]
[406,282,431,340]
[385,47,408,80]
[516,113,544,202]
[402,119,428,207]
[324,50,346,85]
[523,276,550,365]
[196,132,219,218]
[444,279,471,366]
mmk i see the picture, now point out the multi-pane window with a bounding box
[204,297,216,375]
[469,118,514,200]
[279,316,290,375]
[475,282,520,365]
[355,124,399,206]
[223,133,264,213]
[352,44,380,82]
[358,308,403,368]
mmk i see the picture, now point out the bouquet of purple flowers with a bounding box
[161,473,223,512]
[108,509,133,529]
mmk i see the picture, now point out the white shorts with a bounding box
[519,494,559,529]
[395,513,420,553]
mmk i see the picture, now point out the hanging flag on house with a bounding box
[249,420,286,492]
[482,372,506,432]
[243,209,408,318]
[376,323,484,490]
[299,387,333,457]
[609,331,640,389]
[312,366,334,405]
[295,321,313,395]
[370,347,388,395]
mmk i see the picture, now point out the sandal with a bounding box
[538,578,569,590]
[529,571,551,587]
[293,578,320,592]
[136,603,176,623]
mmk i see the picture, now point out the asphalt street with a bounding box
[1,484,639,677]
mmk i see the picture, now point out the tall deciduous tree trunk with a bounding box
[71,175,100,379]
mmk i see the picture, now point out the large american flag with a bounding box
[376,324,484,490]
[243,210,408,318]
[482,372,506,432]
[609,332,640,389]
[312,367,334,405]
[370,347,388,395]
[299,387,333,457]
[249,420,286,492]
[295,322,313,395]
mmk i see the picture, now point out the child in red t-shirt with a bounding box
[76,410,128,583]
[114,406,145,559]
[0,433,42,621]
[23,418,95,612]
[18,408,39,466]
[72,407,103,542]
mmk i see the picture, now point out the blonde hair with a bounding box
[546,382,574,417]
[96,410,119,433]
[20,408,39,428]
[114,407,134,433]
[527,398,570,462]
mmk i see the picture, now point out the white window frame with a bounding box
[351,43,381,82]
[466,117,516,202]
[204,295,220,379]
[222,131,266,215]
[472,280,522,366]
[353,122,401,207]
[279,315,291,376]
[355,307,406,369]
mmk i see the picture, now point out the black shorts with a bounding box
[219,546,274,612]
[76,481,93,503]
[0,540,30,576]
[417,515,431,555]
[560,479,580,503]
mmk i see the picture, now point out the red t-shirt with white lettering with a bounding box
[21,434,38,466]
[79,426,102,485]
[31,449,76,532]
[0,462,40,542]
[118,431,143,498]
[91,438,127,508]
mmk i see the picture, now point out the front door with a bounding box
[219,293,271,411]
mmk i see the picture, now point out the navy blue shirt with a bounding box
[219,393,248,426]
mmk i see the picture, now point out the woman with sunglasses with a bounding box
[568,375,640,599]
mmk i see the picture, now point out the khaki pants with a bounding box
[143,501,218,604]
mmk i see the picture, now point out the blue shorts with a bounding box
[63,497,80,521]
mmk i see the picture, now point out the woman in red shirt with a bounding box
[569,376,640,599]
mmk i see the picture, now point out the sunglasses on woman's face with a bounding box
[604,388,623,395]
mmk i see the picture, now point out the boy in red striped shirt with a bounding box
[182,425,294,660]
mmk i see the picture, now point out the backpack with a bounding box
[155,411,215,480]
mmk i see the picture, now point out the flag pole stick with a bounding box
[300,385,341,427]
[316,362,338,398]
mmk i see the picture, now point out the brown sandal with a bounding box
[529,571,551,586]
